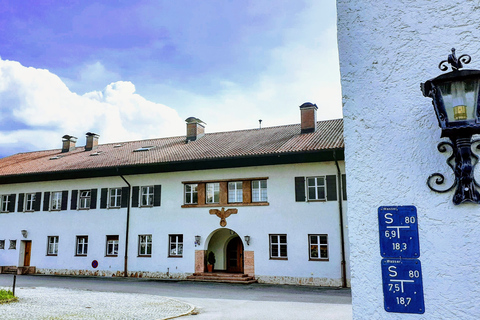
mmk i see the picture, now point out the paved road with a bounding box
[0,274,352,319]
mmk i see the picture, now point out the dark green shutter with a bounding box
[153,185,161,207]
[43,192,51,211]
[121,187,130,208]
[342,174,347,200]
[71,190,78,210]
[100,188,108,209]
[17,193,24,212]
[295,177,306,202]
[132,186,139,207]
[326,175,337,201]
[61,191,69,210]
[34,192,42,211]
[90,189,97,209]
[8,194,16,212]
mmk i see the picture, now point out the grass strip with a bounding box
[0,289,17,304]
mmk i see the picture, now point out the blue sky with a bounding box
[0,0,341,157]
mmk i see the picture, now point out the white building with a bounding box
[0,104,349,287]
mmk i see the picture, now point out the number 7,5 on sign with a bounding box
[378,206,420,258]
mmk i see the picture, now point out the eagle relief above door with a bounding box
[209,207,238,227]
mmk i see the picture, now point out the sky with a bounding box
[0,0,342,158]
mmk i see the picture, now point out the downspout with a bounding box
[120,174,131,277]
[334,150,347,288]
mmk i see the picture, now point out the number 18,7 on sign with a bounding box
[378,206,420,258]
[382,259,425,314]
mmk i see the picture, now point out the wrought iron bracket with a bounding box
[427,137,480,204]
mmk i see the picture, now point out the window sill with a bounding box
[46,254,58,256]
[106,255,118,257]
[306,199,327,202]
[75,254,87,257]
[269,257,288,260]
[182,202,269,208]
[309,258,329,261]
[168,255,183,258]
[137,255,152,258]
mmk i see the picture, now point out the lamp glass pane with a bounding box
[438,79,480,122]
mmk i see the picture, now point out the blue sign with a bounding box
[382,259,425,314]
[378,206,420,258]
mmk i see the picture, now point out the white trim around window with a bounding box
[168,234,183,257]
[309,234,328,260]
[269,234,287,259]
[307,177,326,201]
[138,234,152,256]
[76,236,88,256]
[47,236,59,256]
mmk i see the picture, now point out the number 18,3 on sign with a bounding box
[378,206,420,258]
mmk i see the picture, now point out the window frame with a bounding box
[0,240,5,250]
[25,193,36,211]
[106,235,119,257]
[138,234,152,257]
[309,234,329,261]
[79,190,91,209]
[76,236,88,256]
[269,234,287,260]
[47,236,59,256]
[141,186,154,207]
[9,240,16,250]
[307,176,326,201]
[109,188,122,208]
[168,234,183,258]
[1,195,10,213]
[228,181,243,203]
[252,180,268,202]
[184,184,198,204]
[50,191,63,211]
[206,183,220,204]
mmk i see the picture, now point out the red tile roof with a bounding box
[0,119,343,178]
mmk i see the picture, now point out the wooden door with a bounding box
[24,241,31,266]
[226,237,243,273]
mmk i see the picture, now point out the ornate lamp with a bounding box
[194,235,201,246]
[421,48,480,204]
[244,235,250,246]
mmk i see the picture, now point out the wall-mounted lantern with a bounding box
[194,235,201,246]
[421,48,480,204]
[21,230,28,238]
[244,235,250,246]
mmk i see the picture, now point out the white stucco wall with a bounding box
[338,0,480,318]
[0,161,349,286]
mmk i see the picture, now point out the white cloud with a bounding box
[0,58,184,155]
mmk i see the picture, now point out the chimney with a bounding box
[62,135,77,153]
[299,102,318,134]
[85,132,100,151]
[185,117,206,142]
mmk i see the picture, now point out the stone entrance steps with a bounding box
[186,272,257,284]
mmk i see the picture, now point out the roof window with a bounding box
[49,155,64,160]
[90,151,104,156]
[134,146,155,152]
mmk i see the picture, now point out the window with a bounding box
[9,240,16,250]
[25,193,36,211]
[141,186,154,206]
[106,235,119,256]
[252,180,268,202]
[307,177,326,200]
[206,183,220,203]
[138,235,152,256]
[1,195,11,213]
[0,240,4,249]
[47,236,59,256]
[109,188,122,208]
[270,234,287,259]
[309,234,328,260]
[50,192,62,211]
[79,190,91,209]
[169,234,183,257]
[228,182,243,203]
[185,184,198,204]
[76,236,88,256]
[295,176,338,202]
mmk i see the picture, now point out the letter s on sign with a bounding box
[388,266,397,277]
[384,213,394,224]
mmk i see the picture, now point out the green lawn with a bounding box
[0,289,17,303]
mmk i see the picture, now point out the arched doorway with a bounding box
[226,237,244,273]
